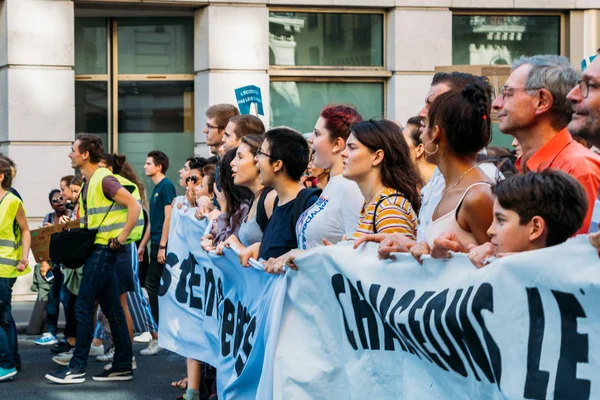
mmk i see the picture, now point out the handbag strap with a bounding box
[96,201,116,229]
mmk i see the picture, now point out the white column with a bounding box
[0,0,75,219]
[386,8,452,125]
[0,0,74,299]
[193,4,269,156]
[570,9,600,70]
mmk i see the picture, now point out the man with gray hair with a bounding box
[492,54,600,233]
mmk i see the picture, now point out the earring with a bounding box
[424,140,439,156]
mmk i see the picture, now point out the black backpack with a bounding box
[273,187,322,231]
[255,187,275,233]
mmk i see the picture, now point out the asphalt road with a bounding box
[0,337,187,400]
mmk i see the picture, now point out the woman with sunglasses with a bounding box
[34,189,71,347]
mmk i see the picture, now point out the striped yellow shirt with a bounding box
[352,188,418,240]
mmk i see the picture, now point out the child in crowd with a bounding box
[466,170,588,268]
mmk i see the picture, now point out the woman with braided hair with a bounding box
[410,83,496,261]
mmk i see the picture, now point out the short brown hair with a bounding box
[229,115,265,139]
[493,170,587,246]
[147,150,170,174]
[75,134,104,164]
[206,104,239,130]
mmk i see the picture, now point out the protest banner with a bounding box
[158,199,600,399]
[158,201,285,399]
[274,236,600,399]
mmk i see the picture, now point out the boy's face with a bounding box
[487,199,536,254]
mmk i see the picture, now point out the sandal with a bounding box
[171,376,188,390]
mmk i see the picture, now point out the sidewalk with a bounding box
[12,301,65,335]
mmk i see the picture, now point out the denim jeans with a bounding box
[69,245,132,372]
[0,278,17,369]
[46,267,71,337]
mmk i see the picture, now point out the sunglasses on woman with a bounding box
[186,176,199,184]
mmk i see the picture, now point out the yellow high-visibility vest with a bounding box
[80,168,143,245]
[0,191,30,278]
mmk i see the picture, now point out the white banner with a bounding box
[274,236,600,400]
[158,201,286,400]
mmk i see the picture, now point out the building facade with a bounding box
[0,0,598,221]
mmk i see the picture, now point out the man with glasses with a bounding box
[492,54,600,233]
[568,51,600,244]
[203,104,239,157]
[203,104,239,209]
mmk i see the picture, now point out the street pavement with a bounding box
[2,302,187,400]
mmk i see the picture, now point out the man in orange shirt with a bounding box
[492,55,600,233]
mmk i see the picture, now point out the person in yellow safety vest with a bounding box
[0,158,30,382]
[45,134,142,385]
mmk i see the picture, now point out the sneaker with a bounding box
[51,340,73,354]
[140,339,162,356]
[96,347,115,363]
[104,357,137,371]
[133,332,152,344]
[0,367,17,382]
[45,366,86,384]
[34,332,58,346]
[89,344,104,357]
[52,349,74,366]
[92,367,133,382]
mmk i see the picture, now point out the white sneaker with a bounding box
[96,347,115,363]
[133,332,152,344]
[140,339,162,356]
[89,344,104,357]
[52,349,74,366]
[104,357,137,371]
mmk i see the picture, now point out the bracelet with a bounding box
[159,245,167,250]
[18,259,28,265]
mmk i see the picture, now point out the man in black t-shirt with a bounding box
[239,127,318,265]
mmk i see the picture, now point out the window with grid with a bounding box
[75,17,194,194]
[268,10,387,134]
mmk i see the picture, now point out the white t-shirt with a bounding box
[296,175,364,250]
[417,162,503,243]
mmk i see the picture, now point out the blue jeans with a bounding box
[0,278,17,369]
[69,245,132,372]
[46,267,70,337]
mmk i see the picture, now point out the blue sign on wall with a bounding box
[234,85,264,116]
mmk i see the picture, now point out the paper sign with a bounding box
[234,85,264,116]
[31,220,79,262]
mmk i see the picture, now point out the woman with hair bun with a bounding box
[410,83,495,261]
[296,105,364,249]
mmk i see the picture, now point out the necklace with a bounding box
[433,165,480,217]
[442,165,480,195]
[365,185,386,208]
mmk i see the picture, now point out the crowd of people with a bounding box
[0,52,598,400]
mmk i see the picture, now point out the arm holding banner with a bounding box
[354,233,416,260]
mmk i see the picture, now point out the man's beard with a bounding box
[569,111,600,143]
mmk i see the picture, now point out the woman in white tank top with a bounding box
[410,84,496,261]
